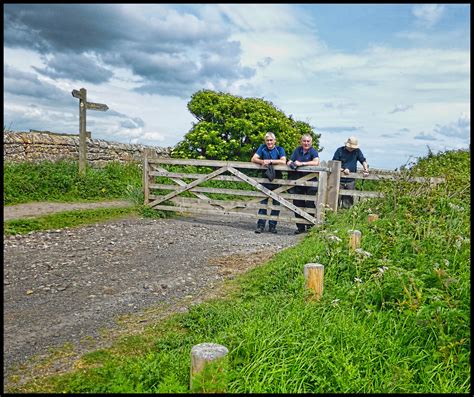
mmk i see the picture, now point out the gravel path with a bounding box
[3,206,302,390]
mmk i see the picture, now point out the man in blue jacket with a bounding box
[332,136,369,209]
[251,132,287,234]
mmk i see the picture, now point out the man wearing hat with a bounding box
[332,136,369,209]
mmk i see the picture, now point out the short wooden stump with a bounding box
[368,214,379,223]
[190,343,229,392]
[348,230,361,250]
[304,263,324,300]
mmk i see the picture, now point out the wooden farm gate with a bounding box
[143,156,445,226]
[143,157,343,226]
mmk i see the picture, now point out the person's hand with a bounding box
[343,168,350,175]
[262,159,272,166]
[294,160,303,167]
[363,170,369,177]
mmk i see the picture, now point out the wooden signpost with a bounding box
[71,88,108,175]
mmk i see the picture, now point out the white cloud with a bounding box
[389,105,413,114]
[412,4,446,28]
[3,4,470,170]
[434,113,470,139]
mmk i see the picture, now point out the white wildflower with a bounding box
[443,259,450,267]
[355,248,372,257]
[331,298,340,305]
[377,266,389,274]
[354,277,363,283]
[327,235,342,242]
[448,202,464,212]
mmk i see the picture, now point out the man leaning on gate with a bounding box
[332,136,369,209]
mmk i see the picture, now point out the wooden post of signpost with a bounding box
[71,88,108,175]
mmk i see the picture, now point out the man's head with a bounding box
[301,134,313,151]
[265,132,276,149]
[345,136,359,152]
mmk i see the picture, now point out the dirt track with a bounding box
[3,204,302,389]
[3,200,133,221]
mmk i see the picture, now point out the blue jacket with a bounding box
[256,144,286,160]
[332,146,366,182]
[290,146,319,163]
[255,144,286,179]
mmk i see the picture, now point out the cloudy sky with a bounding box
[4,3,470,169]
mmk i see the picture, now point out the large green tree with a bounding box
[172,90,322,161]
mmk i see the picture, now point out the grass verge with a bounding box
[4,149,470,393]
[3,207,139,236]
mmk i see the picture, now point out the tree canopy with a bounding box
[172,90,322,161]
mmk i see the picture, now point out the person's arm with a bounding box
[361,160,369,176]
[251,145,266,165]
[295,158,319,167]
[298,149,319,166]
[304,157,320,166]
[358,150,369,175]
[287,149,297,166]
[271,156,287,165]
[251,153,265,165]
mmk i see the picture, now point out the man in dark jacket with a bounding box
[332,136,369,209]
[287,134,320,234]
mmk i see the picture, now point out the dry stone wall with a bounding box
[3,131,171,166]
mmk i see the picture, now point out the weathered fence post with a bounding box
[304,263,324,300]
[190,343,229,393]
[315,166,327,224]
[368,214,379,223]
[326,160,341,212]
[348,230,361,250]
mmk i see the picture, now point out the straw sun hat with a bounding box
[345,136,359,149]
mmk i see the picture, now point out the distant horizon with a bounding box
[6,127,469,171]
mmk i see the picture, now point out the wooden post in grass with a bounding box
[349,230,361,250]
[190,343,229,393]
[304,263,324,300]
[368,214,379,223]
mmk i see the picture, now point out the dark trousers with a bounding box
[292,185,318,231]
[339,180,355,209]
[288,171,318,230]
[257,183,280,229]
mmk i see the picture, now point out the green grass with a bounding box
[5,149,470,393]
[3,160,171,234]
[3,160,143,205]
[3,207,139,235]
